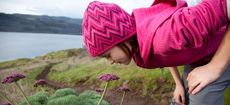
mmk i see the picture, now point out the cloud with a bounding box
[0,0,153,18]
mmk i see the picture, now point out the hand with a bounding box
[187,63,223,95]
[173,84,185,105]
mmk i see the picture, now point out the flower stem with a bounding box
[41,87,45,92]
[119,91,126,105]
[0,92,16,105]
[14,82,32,105]
[97,81,109,105]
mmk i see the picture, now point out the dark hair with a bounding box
[117,34,138,58]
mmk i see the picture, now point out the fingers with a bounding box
[188,81,200,94]
[175,95,185,105]
[191,82,206,95]
[181,93,185,104]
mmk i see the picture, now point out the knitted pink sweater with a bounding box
[132,0,228,68]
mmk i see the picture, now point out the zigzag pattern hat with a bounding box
[82,1,136,57]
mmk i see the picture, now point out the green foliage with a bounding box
[19,91,49,105]
[18,88,110,105]
[47,95,79,105]
[49,88,77,100]
[78,90,109,105]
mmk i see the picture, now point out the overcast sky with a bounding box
[0,0,153,19]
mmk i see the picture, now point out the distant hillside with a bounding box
[0,13,82,35]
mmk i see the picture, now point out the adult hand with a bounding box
[173,84,185,105]
[187,63,223,95]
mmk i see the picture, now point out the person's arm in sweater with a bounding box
[187,24,230,95]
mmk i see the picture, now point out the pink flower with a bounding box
[118,86,131,92]
[99,73,119,81]
[95,88,104,92]
[1,103,11,105]
[2,73,25,84]
[34,79,46,87]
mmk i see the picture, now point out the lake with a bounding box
[0,32,83,62]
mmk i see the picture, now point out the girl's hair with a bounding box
[117,35,139,58]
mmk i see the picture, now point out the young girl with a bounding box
[82,0,230,105]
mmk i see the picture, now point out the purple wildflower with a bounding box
[1,103,11,105]
[118,86,131,92]
[99,73,119,81]
[95,88,104,92]
[34,79,46,87]
[2,73,25,84]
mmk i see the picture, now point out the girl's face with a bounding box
[100,45,131,65]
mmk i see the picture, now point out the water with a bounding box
[0,32,83,62]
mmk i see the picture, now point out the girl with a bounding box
[82,0,230,105]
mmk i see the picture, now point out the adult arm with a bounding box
[187,24,230,95]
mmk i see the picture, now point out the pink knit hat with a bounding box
[82,1,136,57]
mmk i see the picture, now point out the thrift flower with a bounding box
[1,103,11,105]
[95,88,104,93]
[34,79,46,87]
[2,73,25,84]
[99,73,119,81]
[118,86,131,92]
[118,85,131,105]
[2,73,32,105]
[97,73,119,105]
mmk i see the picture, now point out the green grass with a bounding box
[1,48,229,104]
[225,86,230,105]
[48,58,176,96]
[0,58,32,69]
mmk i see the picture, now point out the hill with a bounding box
[0,13,82,35]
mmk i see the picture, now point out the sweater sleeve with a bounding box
[153,0,228,55]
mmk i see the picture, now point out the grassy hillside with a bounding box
[0,48,229,104]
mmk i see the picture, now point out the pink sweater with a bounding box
[132,0,228,68]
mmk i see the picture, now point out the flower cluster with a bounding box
[118,86,131,92]
[34,79,46,87]
[2,73,25,84]
[95,88,104,93]
[99,73,119,81]
[1,103,11,105]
